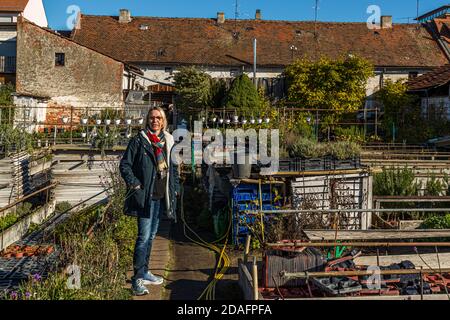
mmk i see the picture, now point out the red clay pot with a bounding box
[14,252,23,258]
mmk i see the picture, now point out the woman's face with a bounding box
[148,110,163,133]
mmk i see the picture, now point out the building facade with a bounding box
[71,9,449,104]
[14,18,141,132]
[0,0,48,84]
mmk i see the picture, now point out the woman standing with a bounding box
[119,107,178,296]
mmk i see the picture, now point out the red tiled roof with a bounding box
[0,0,29,12]
[71,15,449,68]
[408,64,450,91]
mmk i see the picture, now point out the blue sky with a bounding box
[43,0,448,30]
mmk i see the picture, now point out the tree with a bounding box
[224,74,262,115]
[377,79,421,142]
[0,83,14,106]
[285,56,373,113]
[173,66,212,114]
[0,83,15,126]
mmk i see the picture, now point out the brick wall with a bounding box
[16,18,124,109]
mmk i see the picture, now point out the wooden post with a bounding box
[252,256,259,301]
[70,106,73,145]
[420,266,424,300]
[244,235,251,264]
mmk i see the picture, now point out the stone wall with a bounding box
[16,18,124,109]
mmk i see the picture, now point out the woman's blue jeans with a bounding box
[132,199,162,282]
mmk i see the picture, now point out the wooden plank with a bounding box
[355,253,450,269]
[304,229,450,241]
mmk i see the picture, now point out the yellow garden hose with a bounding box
[179,181,232,300]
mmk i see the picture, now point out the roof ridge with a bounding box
[79,14,419,25]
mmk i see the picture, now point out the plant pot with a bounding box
[14,252,23,258]
[232,163,252,179]
[138,119,144,125]
[115,119,121,125]
[126,119,132,125]
[81,133,87,138]
[105,119,111,125]
[81,118,88,125]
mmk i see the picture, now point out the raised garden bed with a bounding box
[277,157,362,172]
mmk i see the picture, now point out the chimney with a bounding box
[381,16,392,29]
[255,9,262,20]
[217,12,225,24]
[119,9,131,23]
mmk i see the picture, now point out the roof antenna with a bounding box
[235,0,239,30]
[314,0,320,37]
[416,0,420,21]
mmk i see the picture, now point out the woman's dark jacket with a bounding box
[119,130,178,221]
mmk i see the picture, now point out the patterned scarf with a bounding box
[146,129,168,178]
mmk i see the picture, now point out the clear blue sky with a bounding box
[43,0,448,30]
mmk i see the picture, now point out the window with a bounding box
[0,16,13,23]
[55,53,65,67]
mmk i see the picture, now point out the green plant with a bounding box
[15,202,33,217]
[174,66,213,114]
[224,74,263,116]
[330,141,361,160]
[93,127,119,157]
[377,79,423,143]
[289,137,325,158]
[0,124,34,154]
[425,173,445,196]
[373,167,420,196]
[0,213,18,232]
[334,126,365,143]
[285,55,373,113]
[421,214,450,229]
[288,138,361,159]
[55,201,72,214]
